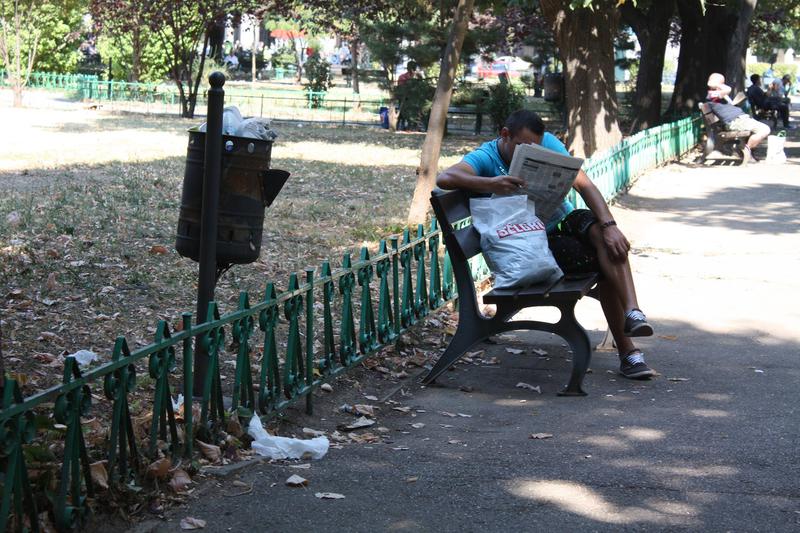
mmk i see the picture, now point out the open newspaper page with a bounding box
[508,143,584,222]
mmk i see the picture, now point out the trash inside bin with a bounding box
[175,130,290,265]
[379,106,389,129]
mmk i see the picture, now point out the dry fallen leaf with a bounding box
[90,461,108,490]
[147,457,171,479]
[505,348,524,355]
[392,406,411,414]
[363,395,378,401]
[286,474,308,487]
[410,423,425,429]
[339,416,375,431]
[405,476,419,483]
[232,480,250,488]
[149,245,168,255]
[530,433,554,440]
[532,348,548,356]
[516,382,542,394]
[320,383,333,392]
[303,427,325,437]
[180,517,207,530]
[315,492,345,499]
[197,441,221,462]
[169,469,192,493]
[45,272,58,291]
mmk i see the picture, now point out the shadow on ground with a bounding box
[135,316,799,532]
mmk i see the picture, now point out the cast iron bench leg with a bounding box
[554,301,592,396]
[422,316,491,384]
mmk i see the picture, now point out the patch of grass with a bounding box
[0,103,488,394]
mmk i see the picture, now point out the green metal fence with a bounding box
[0,70,98,90]
[0,115,701,532]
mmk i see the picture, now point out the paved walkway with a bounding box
[132,136,800,532]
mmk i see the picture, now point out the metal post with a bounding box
[193,71,225,394]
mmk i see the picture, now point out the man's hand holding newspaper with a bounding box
[506,143,583,221]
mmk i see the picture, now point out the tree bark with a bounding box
[406,0,474,225]
[131,26,142,82]
[540,0,622,157]
[725,0,758,93]
[349,38,360,94]
[621,0,675,132]
[667,0,737,117]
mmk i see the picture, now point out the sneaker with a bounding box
[624,308,653,337]
[619,350,655,379]
[741,146,753,165]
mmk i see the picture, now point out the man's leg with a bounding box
[548,217,654,379]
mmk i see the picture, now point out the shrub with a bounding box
[486,81,525,133]
[303,52,332,108]
[392,77,435,129]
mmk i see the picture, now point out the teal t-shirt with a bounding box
[461,132,575,230]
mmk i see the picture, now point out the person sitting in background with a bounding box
[223,52,239,69]
[746,74,791,128]
[708,73,770,165]
[777,75,792,102]
[397,61,420,85]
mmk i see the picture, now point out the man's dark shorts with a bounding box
[547,209,600,274]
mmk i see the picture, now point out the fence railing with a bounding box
[570,114,701,207]
[0,70,98,90]
[0,114,702,532]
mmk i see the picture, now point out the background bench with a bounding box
[423,189,599,396]
[699,102,750,163]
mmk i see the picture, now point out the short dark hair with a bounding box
[504,109,545,136]
[750,73,760,84]
[407,61,418,71]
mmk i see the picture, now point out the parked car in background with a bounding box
[474,55,532,79]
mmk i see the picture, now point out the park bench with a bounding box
[746,96,779,129]
[422,189,599,396]
[699,102,750,163]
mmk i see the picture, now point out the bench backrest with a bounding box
[429,189,482,262]
[699,102,721,127]
[430,189,485,308]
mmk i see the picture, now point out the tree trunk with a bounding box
[540,0,622,157]
[13,85,23,107]
[621,0,675,132]
[252,17,259,86]
[667,1,738,117]
[131,26,142,82]
[350,38,360,94]
[406,0,474,225]
[726,0,757,93]
[186,32,210,118]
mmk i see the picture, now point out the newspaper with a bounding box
[508,142,583,222]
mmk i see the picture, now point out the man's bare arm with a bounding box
[437,162,525,195]
[573,169,630,261]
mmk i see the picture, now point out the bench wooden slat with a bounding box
[483,274,598,305]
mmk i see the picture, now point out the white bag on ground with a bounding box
[470,195,563,289]
[766,132,787,164]
[248,416,329,460]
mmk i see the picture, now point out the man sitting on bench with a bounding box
[436,109,655,379]
[746,74,792,129]
[708,73,771,164]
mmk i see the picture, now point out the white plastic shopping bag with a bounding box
[470,195,563,289]
[766,132,787,164]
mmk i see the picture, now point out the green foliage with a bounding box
[450,81,489,107]
[0,0,85,74]
[271,45,296,69]
[748,62,798,80]
[361,19,445,89]
[303,51,332,108]
[95,30,171,83]
[393,77,435,129]
[486,81,525,133]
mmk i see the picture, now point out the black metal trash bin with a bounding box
[543,73,564,103]
[175,130,290,265]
